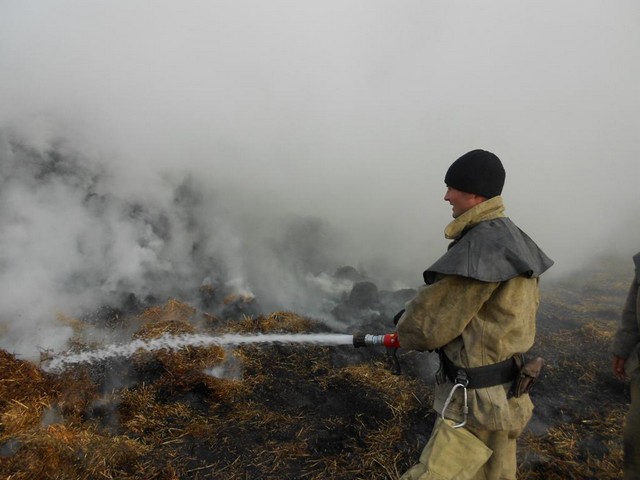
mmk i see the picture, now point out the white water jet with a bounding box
[41,332,355,373]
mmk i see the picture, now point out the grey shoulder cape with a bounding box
[423,217,554,284]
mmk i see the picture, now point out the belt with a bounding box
[441,352,520,389]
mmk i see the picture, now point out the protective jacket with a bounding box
[397,196,553,431]
[611,252,640,375]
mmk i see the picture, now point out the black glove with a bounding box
[393,309,405,326]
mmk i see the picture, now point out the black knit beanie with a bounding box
[444,149,505,198]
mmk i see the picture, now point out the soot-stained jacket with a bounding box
[396,196,553,431]
[611,252,640,376]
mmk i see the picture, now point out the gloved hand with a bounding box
[393,309,405,326]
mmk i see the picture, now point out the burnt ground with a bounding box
[0,256,634,479]
[515,256,632,479]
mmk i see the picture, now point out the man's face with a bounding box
[444,187,486,218]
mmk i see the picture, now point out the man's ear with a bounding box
[471,194,488,205]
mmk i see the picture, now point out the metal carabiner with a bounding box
[441,370,469,429]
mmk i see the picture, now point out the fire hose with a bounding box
[352,333,401,375]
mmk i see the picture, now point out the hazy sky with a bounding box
[1,1,639,356]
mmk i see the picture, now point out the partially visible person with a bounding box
[611,252,640,480]
[396,149,553,480]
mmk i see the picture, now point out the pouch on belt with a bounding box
[509,356,544,398]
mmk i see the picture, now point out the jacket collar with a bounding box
[444,196,506,240]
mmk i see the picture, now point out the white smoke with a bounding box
[0,129,360,358]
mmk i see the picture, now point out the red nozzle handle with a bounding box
[382,333,400,348]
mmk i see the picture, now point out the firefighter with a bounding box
[396,149,553,480]
[611,252,640,480]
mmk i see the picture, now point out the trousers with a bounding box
[624,370,640,480]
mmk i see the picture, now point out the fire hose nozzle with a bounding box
[352,333,400,349]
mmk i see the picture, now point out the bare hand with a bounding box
[612,355,626,381]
